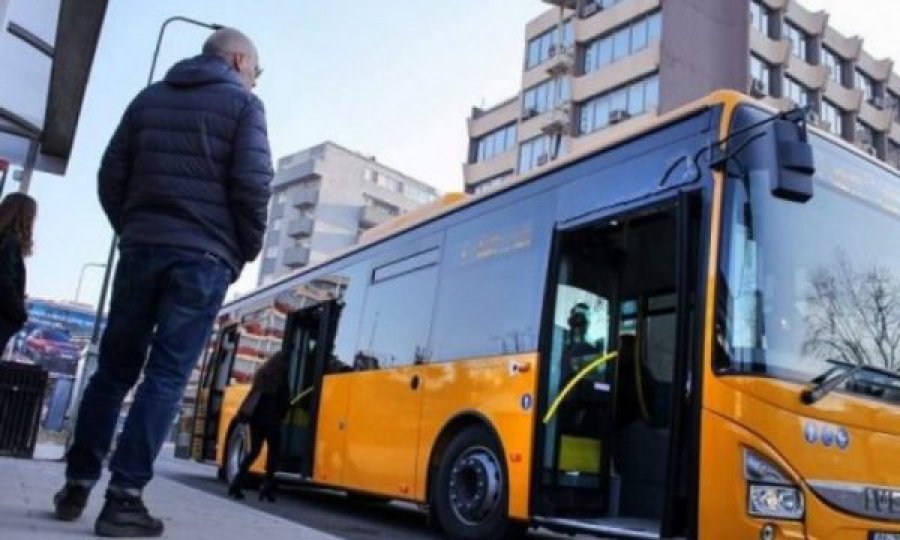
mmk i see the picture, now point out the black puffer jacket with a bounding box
[98,54,273,276]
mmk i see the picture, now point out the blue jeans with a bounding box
[66,246,231,492]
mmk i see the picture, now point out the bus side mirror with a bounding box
[771,118,814,203]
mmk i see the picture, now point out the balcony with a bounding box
[540,107,572,136]
[291,188,318,209]
[286,216,314,239]
[283,246,310,269]
[359,205,395,229]
[546,46,575,76]
[749,27,790,65]
[273,158,322,188]
[823,81,863,113]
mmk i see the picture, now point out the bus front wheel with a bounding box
[430,424,520,539]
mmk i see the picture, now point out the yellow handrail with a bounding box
[542,351,618,424]
[289,386,314,407]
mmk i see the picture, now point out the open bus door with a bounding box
[278,300,340,477]
[191,323,240,461]
[534,193,701,539]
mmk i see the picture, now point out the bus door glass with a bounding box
[192,323,240,461]
[280,301,337,476]
[538,206,681,530]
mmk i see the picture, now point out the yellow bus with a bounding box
[176,90,900,539]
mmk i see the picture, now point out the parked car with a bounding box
[25,327,81,375]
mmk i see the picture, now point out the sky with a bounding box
[18,1,546,306]
[13,0,900,309]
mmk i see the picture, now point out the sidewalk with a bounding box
[0,453,341,540]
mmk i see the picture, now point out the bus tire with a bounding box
[430,424,518,539]
[223,422,260,488]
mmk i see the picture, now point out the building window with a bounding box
[750,55,771,95]
[784,22,808,61]
[822,47,844,86]
[855,120,878,150]
[782,76,809,107]
[363,168,375,183]
[273,218,282,231]
[372,173,402,193]
[276,191,287,204]
[887,91,900,122]
[404,185,436,205]
[579,75,659,135]
[523,77,570,117]
[265,246,278,259]
[583,12,662,75]
[821,100,844,137]
[518,135,561,174]
[473,123,517,163]
[888,139,900,168]
[855,69,876,104]
[363,195,400,217]
[471,173,513,195]
[526,20,574,70]
[749,1,770,37]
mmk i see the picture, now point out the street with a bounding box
[155,447,580,540]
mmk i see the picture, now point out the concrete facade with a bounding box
[464,0,900,194]
[258,142,439,286]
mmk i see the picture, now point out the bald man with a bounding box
[54,28,273,537]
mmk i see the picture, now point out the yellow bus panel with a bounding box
[415,353,539,519]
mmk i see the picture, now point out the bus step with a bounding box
[533,515,660,539]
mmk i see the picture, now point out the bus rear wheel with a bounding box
[430,425,520,539]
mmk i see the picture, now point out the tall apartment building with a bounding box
[464,0,900,194]
[258,142,440,286]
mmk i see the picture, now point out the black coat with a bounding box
[98,54,274,276]
[0,232,27,338]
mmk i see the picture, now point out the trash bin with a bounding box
[0,361,49,458]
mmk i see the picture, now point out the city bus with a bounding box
[176,90,900,539]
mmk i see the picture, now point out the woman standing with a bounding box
[0,193,35,356]
[228,351,290,501]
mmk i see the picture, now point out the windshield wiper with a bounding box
[800,360,900,405]
[800,362,865,405]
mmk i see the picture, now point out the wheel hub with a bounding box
[448,447,502,525]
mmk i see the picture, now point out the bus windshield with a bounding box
[717,129,900,395]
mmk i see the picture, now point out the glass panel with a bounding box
[594,97,610,131]
[645,76,660,109]
[598,37,613,69]
[613,28,630,61]
[580,101,594,134]
[357,258,438,369]
[519,141,533,173]
[584,42,596,73]
[631,19,648,52]
[628,82,645,115]
[610,87,628,113]
[647,12,662,41]
[719,131,900,383]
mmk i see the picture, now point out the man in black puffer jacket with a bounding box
[55,28,273,538]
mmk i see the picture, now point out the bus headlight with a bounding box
[744,448,804,520]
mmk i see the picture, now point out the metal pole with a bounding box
[17,139,39,194]
[65,15,223,439]
[74,262,106,303]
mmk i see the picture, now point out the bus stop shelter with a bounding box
[0,0,108,191]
